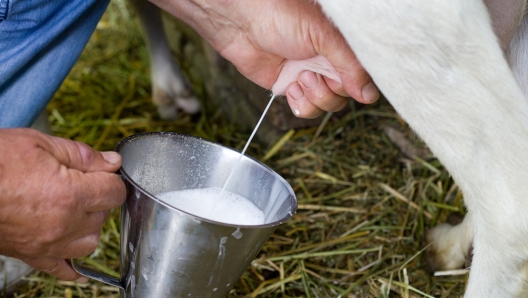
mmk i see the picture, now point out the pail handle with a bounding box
[71,260,124,289]
[71,172,126,289]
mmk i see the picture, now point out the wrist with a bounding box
[148,0,249,52]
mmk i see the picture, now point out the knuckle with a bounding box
[75,142,95,167]
[39,259,64,274]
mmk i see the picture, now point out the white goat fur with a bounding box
[317,0,528,296]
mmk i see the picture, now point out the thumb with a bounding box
[45,135,122,173]
[325,48,379,104]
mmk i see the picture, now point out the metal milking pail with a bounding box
[72,132,297,297]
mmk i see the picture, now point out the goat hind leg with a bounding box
[424,212,473,273]
[424,0,528,277]
[128,0,200,119]
[318,0,528,296]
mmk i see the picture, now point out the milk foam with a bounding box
[156,188,265,225]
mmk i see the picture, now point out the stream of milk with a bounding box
[220,94,276,193]
[157,94,276,225]
[203,94,276,218]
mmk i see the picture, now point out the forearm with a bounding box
[147,0,249,53]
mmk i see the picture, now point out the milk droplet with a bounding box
[213,288,218,291]
[220,237,227,245]
[232,228,243,239]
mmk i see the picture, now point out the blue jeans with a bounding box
[0,0,109,127]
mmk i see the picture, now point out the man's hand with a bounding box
[0,128,125,281]
[150,0,379,118]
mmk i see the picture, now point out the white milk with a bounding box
[156,187,265,225]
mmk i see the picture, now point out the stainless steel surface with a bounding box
[73,132,297,297]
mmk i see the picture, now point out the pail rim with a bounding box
[115,132,297,228]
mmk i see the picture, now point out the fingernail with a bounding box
[362,82,379,103]
[75,276,89,284]
[299,71,318,89]
[101,151,121,165]
[288,84,304,100]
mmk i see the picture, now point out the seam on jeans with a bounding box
[0,0,8,20]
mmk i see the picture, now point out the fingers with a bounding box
[276,55,380,119]
[299,71,349,111]
[59,231,103,259]
[36,133,126,212]
[330,55,380,104]
[46,135,122,173]
[74,171,126,213]
[286,71,349,118]
[65,211,109,249]
[286,83,323,119]
[322,76,349,98]
[14,209,109,259]
[0,129,119,283]
[22,228,104,282]
[21,257,87,282]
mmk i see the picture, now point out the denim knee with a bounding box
[0,0,110,127]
